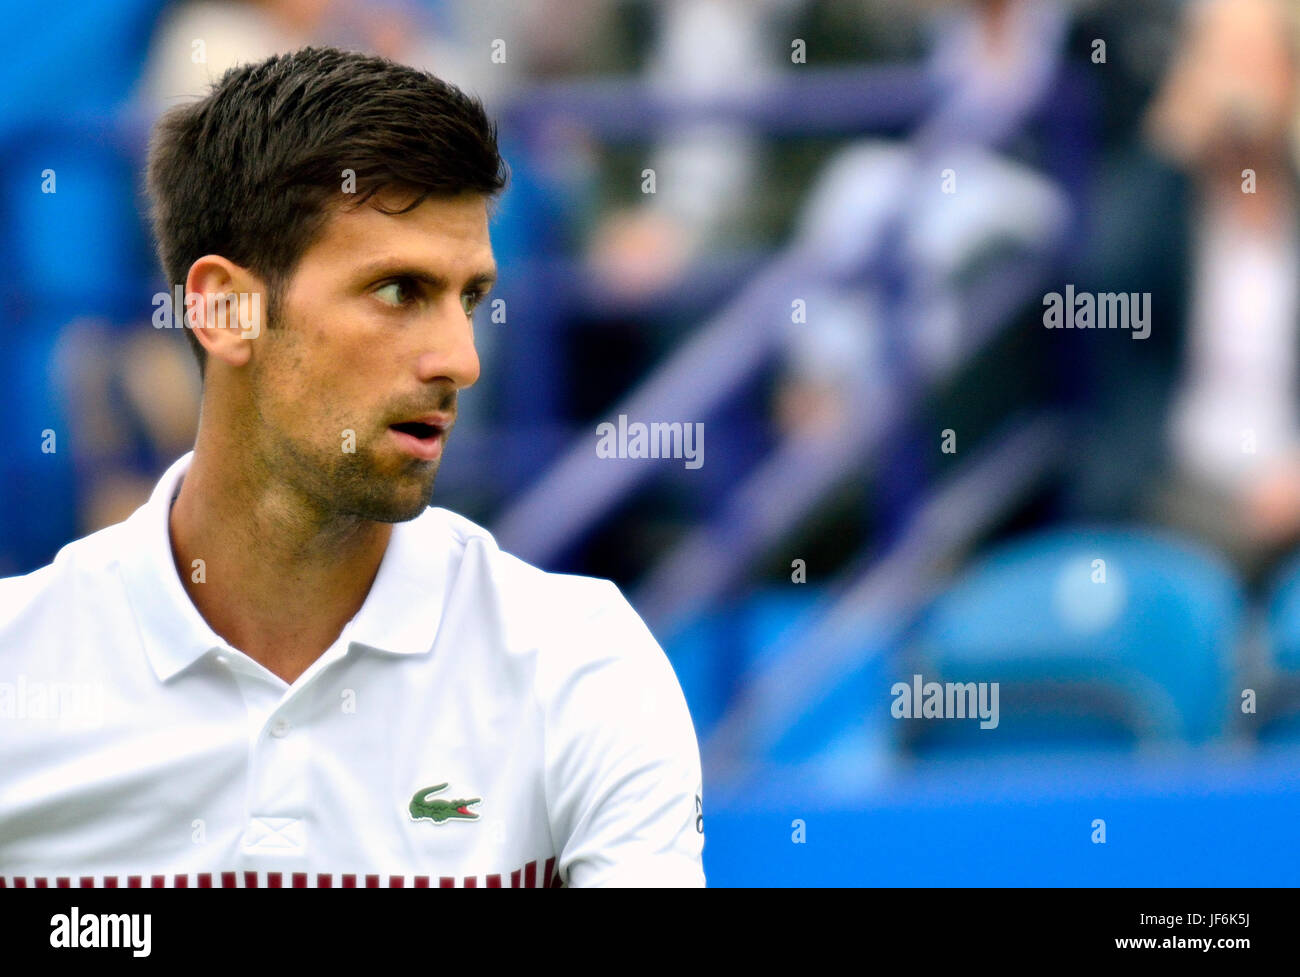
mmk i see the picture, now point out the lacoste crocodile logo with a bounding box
[408,783,481,824]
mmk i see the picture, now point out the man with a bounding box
[1068,0,1300,587]
[0,48,705,888]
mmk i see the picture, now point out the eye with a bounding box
[374,278,419,307]
[461,290,487,317]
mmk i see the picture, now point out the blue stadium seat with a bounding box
[908,526,1244,753]
[663,586,833,746]
[669,586,897,787]
[0,318,81,575]
[1258,551,1300,742]
[662,607,738,741]
[0,123,153,322]
[733,586,897,774]
[0,0,164,130]
[1265,550,1300,671]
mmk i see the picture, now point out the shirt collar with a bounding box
[117,451,446,683]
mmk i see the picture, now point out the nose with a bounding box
[415,299,481,390]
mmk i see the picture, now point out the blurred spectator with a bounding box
[587,0,804,301]
[1073,0,1300,584]
[775,0,1074,444]
[52,318,202,532]
[140,0,339,109]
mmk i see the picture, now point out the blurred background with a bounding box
[4,0,1300,885]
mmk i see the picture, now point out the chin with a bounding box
[342,493,430,524]
[318,447,440,522]
[375,497,435,523]
[366,509,427,525]
[365,476,439,523]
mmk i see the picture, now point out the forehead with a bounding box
[304,189,494,268]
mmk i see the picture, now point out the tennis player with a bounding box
[0,47,704,889]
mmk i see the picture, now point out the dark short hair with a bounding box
[146,46,508,375]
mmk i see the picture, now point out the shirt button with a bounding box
[270,718,292,738]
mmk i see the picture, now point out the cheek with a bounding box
[269,294,357,382]
[265,291,392,422]
[292,291,384,363]
[255,334,309,404]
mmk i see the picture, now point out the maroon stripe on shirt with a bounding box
[28,861,564,891]
[14,878,27,888]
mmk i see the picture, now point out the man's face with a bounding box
[245,189,494,523]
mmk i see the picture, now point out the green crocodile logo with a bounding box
[409,783,481,824]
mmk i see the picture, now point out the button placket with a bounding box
[240,674,313,860]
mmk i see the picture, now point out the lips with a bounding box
[388,414,451,461]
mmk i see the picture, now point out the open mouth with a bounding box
[388,417,446,461]
[389,420,440,440]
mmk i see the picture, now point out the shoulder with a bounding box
[0,519,129,638]
[417,506,683,702]
[420,506,646,644]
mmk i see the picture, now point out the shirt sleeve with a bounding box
[541,581,706,888]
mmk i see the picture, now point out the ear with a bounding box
[183,256,267,369]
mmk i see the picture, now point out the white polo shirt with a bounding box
[0,452,705,888]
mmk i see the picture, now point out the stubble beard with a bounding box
[249,372,442,530]
[266,427,442,527]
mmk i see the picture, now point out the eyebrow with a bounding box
[355,259,497,291]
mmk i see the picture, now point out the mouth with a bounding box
[388,415,450,461]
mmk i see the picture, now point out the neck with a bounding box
[168,431,392,685]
